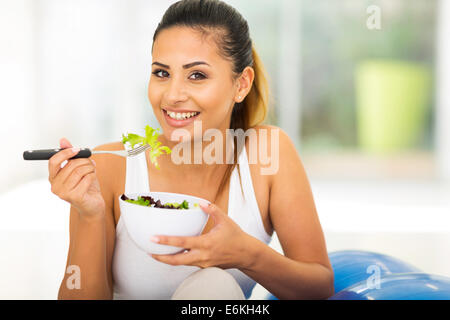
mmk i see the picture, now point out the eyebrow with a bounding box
[151,61,211,69]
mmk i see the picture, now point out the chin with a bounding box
[161,126,194,143]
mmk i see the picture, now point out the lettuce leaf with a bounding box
[162,200,189,209]
[122,125,171,169]
[180,200,189,209]
[125,197,150,207]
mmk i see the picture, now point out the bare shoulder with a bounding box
[248,124,295,152]
[241,124,297,235]
[261,127,331,272]
[93,141,125,152]
[246,124,298,185]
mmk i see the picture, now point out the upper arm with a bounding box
[90,143,121,294]
[267,127,331,270]
[62,143,120,296]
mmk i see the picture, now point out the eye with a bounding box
[152,69,169,78]
[189,72,207,80]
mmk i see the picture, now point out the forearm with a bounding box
[240,236,334,300]
[58,213,111,300]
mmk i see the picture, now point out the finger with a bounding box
[59,138,73,169]
[200,202,225,224]
[151,235,198,250]
[72,171,96,196]
[63,164,96,191]
[51,159,93,191]
[57,158,95,185]
[60,137,73,149]
[150,249,198,266]
[48,147,80,181]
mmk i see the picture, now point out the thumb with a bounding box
[60,137,73,149]
[199,202,224,224]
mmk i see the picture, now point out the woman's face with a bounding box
[149,26,239,142]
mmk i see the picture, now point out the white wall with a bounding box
[0,0,173,194]
[0,0,38,192]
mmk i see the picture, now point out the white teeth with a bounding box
[166,110,199,120]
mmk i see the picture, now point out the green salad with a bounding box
[121,125,198,210]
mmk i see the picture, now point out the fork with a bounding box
[23,144,150,160]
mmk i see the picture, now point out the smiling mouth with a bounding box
[162,109,201,121]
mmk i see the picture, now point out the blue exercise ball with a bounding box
[265,250,422,300]
[330,273,450,300]
[329,250,421,293]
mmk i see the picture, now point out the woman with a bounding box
[49,0,334,300]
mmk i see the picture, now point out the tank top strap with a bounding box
[237,144,272,243]
[124,149,150,195]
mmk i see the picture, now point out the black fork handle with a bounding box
[23,148,92,160]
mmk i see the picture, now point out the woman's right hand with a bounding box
[48,138,105,220]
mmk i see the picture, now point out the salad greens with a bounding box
[124,196,151,207]
[121,194,197,210]
[164,200,190,209]
[122,125,171,169]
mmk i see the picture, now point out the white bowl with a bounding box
[119,192,209,254]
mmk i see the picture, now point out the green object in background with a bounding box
[355,60,431,153]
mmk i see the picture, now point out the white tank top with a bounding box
[112,144,272,299]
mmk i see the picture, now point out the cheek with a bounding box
[147,82,157,105]
[148,82,164,115]
[200,83,234,116]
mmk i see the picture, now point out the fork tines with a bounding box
[127,144,150,157]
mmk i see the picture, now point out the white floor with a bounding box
[0,178,449,300]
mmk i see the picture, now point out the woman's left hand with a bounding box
[150,202,252,270]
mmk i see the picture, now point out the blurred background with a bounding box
[0,0,449,299]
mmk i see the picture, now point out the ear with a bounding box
[235,66,255,103]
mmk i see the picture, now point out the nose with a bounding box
[165,75,189,105]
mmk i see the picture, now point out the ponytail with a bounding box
[218,45,272,201]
